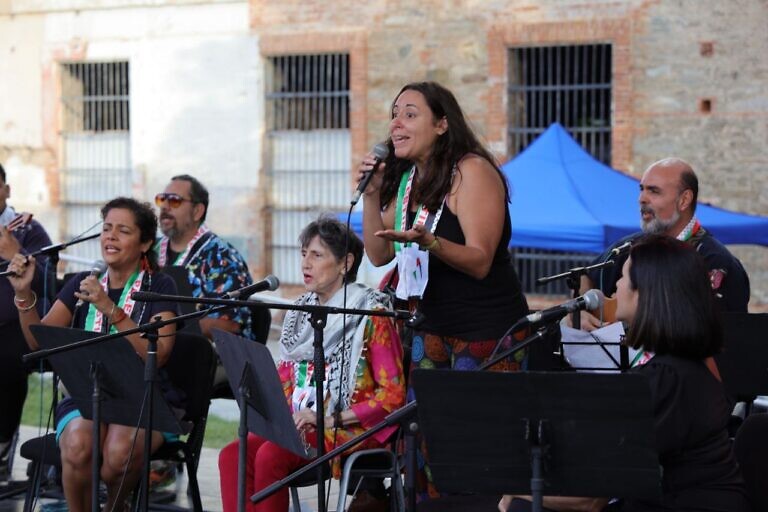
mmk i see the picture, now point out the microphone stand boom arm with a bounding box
[128,290,411,512]
[536,259,615,330]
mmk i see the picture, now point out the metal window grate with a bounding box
[508,44,612,164]
[265,54,351,284]
[59,61,132,268]
[266,54,349,131]
[61,61,130,132]
[512,247,597,296]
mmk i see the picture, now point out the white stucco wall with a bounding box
[0,0,262,260]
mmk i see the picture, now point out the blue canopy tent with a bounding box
[345,123,768,253]
[503,123,768,253]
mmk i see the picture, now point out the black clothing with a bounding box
[0,218,52,441]
[413,206,528,340]
[623,355,749,511]
[58,270,179,329]
[587,229,750,312]
[54,271,185,428]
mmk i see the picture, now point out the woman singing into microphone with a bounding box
[7,197,180,512]
[358,81,529,500]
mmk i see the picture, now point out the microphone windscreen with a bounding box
[372,142,389,160]
[584,289,605,310]
[264,274,280,291]
[92,260,107,275]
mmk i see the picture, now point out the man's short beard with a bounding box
[641,208,680,235]
[161,226,179,239]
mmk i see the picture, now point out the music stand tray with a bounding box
[213,329,308,458]
[30,324,186,435]
[412,370,661,500]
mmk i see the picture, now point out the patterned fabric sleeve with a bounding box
[278,315,406,478]
[349,315,406,430]
[324,314,406,476]
[188,236,255,340]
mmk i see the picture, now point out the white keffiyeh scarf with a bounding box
[279,283,391,413]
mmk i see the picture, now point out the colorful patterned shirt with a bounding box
[277,315,406,477]
[155,231,255,340]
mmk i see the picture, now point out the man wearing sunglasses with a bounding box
[154,174,256,341]
[152,174,258,491]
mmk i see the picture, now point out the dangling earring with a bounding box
[141,252,151,272]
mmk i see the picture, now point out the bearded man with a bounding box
[576,158,750,330]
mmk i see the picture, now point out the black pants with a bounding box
[0,321,33,442]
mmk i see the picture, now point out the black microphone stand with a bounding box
[23,304,232,512]
[0,232,100,278]
[131,291,412,512]
[536,259,614,330]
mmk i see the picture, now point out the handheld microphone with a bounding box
[351,143,389,206]
[523,289,604,326]
[224,275,280,299]
[610,240,633,256]
[75,260,108,307]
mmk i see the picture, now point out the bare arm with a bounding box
[376,156,506,280]
[565,275,604,332]
[499,495,609,512]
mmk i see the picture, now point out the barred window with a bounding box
[264,53,351,283]
[61,61,130,133]
[508,44,612,164]
[266,54,349,131]
[59,61,132,269]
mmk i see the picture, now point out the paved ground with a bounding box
[0,425,340,512]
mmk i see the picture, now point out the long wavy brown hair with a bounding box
[378,81,508,212]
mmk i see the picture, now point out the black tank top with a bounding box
[409,206,528,340]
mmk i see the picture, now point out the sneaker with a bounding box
[148,460,177,491]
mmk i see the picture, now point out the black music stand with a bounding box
[31,325,186,434]
[412,370,661,511]
[29,324,187,512]
[213,330,310,512]
[716,312,768,406]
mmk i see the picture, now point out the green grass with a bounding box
[21,374,238,449]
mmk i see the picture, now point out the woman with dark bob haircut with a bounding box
[7,197,180,512]
[502,234,748,512]
[614,234,748,510]
[622,234,722,359]
[218,216,405,512]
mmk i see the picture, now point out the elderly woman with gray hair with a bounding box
[218,215,406,512]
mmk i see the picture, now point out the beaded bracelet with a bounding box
[14,291,37,312]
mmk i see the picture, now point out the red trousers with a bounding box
[218,433,314,512]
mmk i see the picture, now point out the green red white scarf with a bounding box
[156,224,210,267]
[84,270,143,334]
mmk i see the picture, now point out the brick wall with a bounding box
[250,0,768,303]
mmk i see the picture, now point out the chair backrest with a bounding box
[163,332,216,421]
[249,306,272,344]
[733,412,768,511]
[715,312,768,402]
[159,266,202,335]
